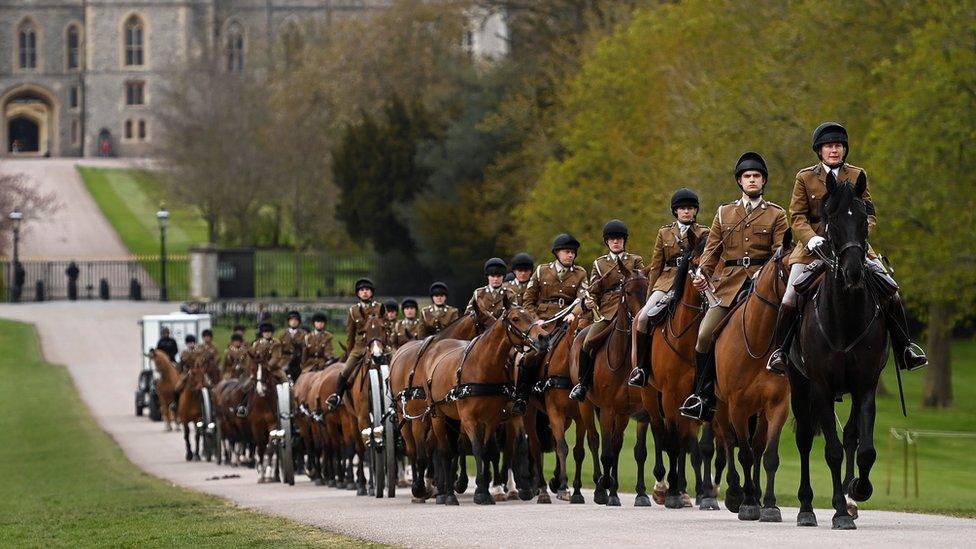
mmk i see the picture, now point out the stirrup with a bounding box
[235,405,247,418]
[325,393,342,410]
[511,398,527,416]
[765,350,788,377]
[627,368,647,387]
[569,383,587,402]
[901,343,927,371]
[678,395,715,422]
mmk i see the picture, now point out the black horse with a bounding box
[789,172,887,530]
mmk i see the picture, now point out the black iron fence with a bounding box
[0,256,189,302]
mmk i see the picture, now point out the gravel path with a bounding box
[0,301,972,548]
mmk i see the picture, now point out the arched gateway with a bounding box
[1,84,60,157]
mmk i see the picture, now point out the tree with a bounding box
[0,165,58,255]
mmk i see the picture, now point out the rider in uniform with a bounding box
[570,220,645,401]
[199,329,221,383]
[326,278,382,408]
[628,189,710,387]
[679,152,789,421]
[236,322,284,416]
[178,334,199,374]
[418,282,459,337]
[504,252,534,306]
[519,233,588,414]
[382,299,400,354]
[393,298,421,347]
[766,122,926,375]
[466,258,517,318]
[301,312,335,372]
[222,333,248,379]
[274,311,305,381]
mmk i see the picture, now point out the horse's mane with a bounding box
[671,231,707,307]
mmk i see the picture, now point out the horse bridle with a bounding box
[503,308,541,354]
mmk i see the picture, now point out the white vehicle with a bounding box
[135,312,212,420]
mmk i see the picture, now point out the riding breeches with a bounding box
[341,347,367,379]
[695,305,730,354]
[636,290,669,332]
[783,257,887,307]
[582,318,610,352]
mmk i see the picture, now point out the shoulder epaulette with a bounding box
[765,201,785,211]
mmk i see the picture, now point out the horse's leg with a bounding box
[605,413,627,507]
[731,409,759,520]
[759,400,789,522]
[698,423,720,510]
[570,418,586,504]
[454,446,469,494]
[525,410,549,503]
[548,407,571,501]
[841,403,859,501]
[634,419,651,506]
[356,440,368,496]
[182,423,192,461]
[848,390,878,511]
[650,418,668,505]
[663,420,683,509]
[684,424,704,507]
[580,401,602,486]
[790,375,817,527]
[722,425,743,513]
[596,410,616,506]
[817,396,855,529]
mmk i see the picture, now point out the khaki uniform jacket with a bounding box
[222,344,249,378]
[647,222,711,293]
[523,261,588,320]
[419,304,459,337]
[465,285,517,318]
[178,346,200,373]
[589,251,645,320]
[346,300,383,351]
[788,163,877,266]
[274,328,304,370]
[198,341,220,370]
[393,318,421,348]
[700,198,789,307]
[250,338,278,370]
[503,279,530,306]
[301,330,334,370]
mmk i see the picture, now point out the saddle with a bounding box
[586,317,617,349]
[794,260,826,296]
[646,290,674,324]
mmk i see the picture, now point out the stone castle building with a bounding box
[0,1,507,158]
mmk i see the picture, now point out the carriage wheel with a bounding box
[384,413,397,498]
[277,383,295,485]
[148,389,162,422]
[215,420,224,465]
[368,369,387,498]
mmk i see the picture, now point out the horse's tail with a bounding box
[536,411,555,453]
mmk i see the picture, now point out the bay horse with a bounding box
[575,260,650,506]
[713,232,793,522]
[295,366,330,483]
[147,349,179,431]
[426,300,547,505]
[214,369,254,468]
[389,308,492,502]
[175,363,206,461]
[641,234,715,509]
[791,173,887,530]
[246,346,282,483]
[310,365,356,489]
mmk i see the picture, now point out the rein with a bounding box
[739,256,788,359]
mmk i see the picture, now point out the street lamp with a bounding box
[156,205,169,301]
[9,209,22,303]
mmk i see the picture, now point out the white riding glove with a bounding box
[806,236,826,251]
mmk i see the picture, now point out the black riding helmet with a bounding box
[551,233,581,255]
[484,257,508,276]
[670,188,700,217]
[812,122,849,163]
[510,252,534,271]
[185,334,197,344]
[286,310,301,321]
[311,312,327,324]
[384,298,399,313]
[602,219,629,242]
[355,277,374,292]
[734,151,768,181]
[401,298,419,310]
[429,281,449,296]
[201,329,213,338]
[258,322,274,334]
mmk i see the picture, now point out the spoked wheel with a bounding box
[381,364,397,498]
[368,368,390,498]
[276,382,295,485]
[201,388,218,462]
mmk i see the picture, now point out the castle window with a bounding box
[71,120,80,145]
[137,119,146,140]
[124,15,145,66]
[226,22,245,72]
[125,119,133,139]
[18,20,38,69]
[125,81,145,106]
[69,86,79,109]
[67,24,82,70]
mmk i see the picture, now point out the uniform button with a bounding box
[745,237,749,241]
[745,251,750,255]
[745,223,750,228]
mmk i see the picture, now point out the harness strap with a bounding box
[535,375,573,394]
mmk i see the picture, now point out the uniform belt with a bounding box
[543,297,568,308]
[808,215,822,223]
[724,257,769,267]
[666,258,682,267]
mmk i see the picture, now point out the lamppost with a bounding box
[156,205,169,301]
[9,209,22,303]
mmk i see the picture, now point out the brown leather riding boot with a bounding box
[766,303,798,376]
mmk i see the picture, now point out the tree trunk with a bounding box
[922,300,953,408]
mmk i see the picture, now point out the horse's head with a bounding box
[501,293,548,355]
[618,258,649,319]
[246,348,269,396]
[186,363,206,390]
[365,313,388,364]
[823,172,869,289]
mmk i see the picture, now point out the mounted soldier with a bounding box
[383,299,400,353]
[504,252,534,306]
[418,282,459,337]
[199,329,221,383]
[766,122,926,376]
[393,298,421,347]
[326,278,383,408]
[301,312,334,372]
[466,257,517,318]
[178,334,199,374]
[679,152,789,421]
[629,188,711,387]
[275,311,305,381]
[222,332,248,379]
[236,322,286,416]
[155,327,178,362]
[520,233,588,414]
[570,219,645,401]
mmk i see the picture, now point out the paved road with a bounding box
[1,301,973,548]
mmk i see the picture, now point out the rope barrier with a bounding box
[885,428,976,499]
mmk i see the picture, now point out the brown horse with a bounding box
[575,261,649,506]
[246,347,281,483]
[176,363,206,461]
[426,301,547,505]
[295,366,329,483]
[213,366,254,468]
[641,236,715,509]
[533,315,601,503]
[713,236,794,522]
[389,309,492,502]
[307,364,356,489]
[148,349,179,431]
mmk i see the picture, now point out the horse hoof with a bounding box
[699,497,720,511]
[634,495,652,507]
[846,496,859,520]
[695,493,703,506]
[738,504,761,521]
[556,490,571,501]
[797,511,818,527]
[345,482,357,491]
[474,493,492,505]
[257,477,266,484]
[185,453,193,462]
[607,495,621,507]
[326,479,336,487]
[537,493,552,504]
[368,487,375,496]
[494,492,507,503]
[356,487,368,496]
[652,490,666,506]
[681,492,692,507]
[193,455,201,462]
[664,494,684,509]
[849,477,873,502]
[570,493,585,504]
[725,492,743,513]
[454,480,468,494]
[760,507,783,522]
[517,489,533,501]
[313,478,324,486]
[593,489,609,505]
[411,497,426,504]
[548,477,560,494]
[435,494,446,505]
[832,515,857,530]
[446,494,460,506]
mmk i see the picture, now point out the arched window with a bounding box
[18,20,38,69]
[280,22,303,69]
[124,15,145,66]
[66,24,82,70]
[226,22,245,72]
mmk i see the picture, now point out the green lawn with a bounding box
[556,341,976,517]
[0,319,384,547]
